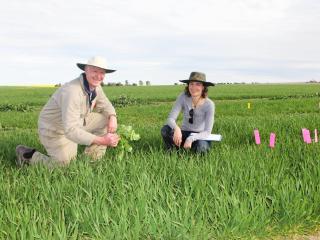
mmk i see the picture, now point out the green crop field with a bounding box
[1,83,320,239]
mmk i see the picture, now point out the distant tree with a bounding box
[146,81,151,86]
[308,79,318,83]
[54,83,62,87]
[174,83,178,85]
[132,83,137,86]
[138,80,143,86]
[125,80,129,86]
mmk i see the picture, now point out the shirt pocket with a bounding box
[79,98,87,126]
[80,98,90,116]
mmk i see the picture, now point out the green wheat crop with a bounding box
[0,83,320,239]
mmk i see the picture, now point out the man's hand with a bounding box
[173,126,182,147]
[107,115,117,133]
[104,133,120,147]
[93,133,120,147]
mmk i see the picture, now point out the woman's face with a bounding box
[188,81,204,97]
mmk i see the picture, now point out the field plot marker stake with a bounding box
[306,130,312,143]
[315,129,318,143]
[269,133,276,148]
[302,128,307,143]
[254,129,261,145]
[302,128,312,144]
[247,102,251,109]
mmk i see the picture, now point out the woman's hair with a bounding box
[184,82,208,98]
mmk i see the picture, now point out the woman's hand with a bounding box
[183,139,192,149]
[173,126,182,147]
[107,115,117,133]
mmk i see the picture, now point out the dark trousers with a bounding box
[161,125,211,153]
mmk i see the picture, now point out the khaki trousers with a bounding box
[31,112,107,167]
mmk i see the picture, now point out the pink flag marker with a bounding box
[304,129,312,144]
[315,129,318,143]
[302,128,307,143]
[254,129,261,145]
[269,133,276,148]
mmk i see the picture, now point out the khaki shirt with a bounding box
[38,74,116,146]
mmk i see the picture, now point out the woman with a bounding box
[161,72,215,153]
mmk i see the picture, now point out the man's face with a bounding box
[85,65,106,89]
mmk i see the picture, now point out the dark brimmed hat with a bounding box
[179,72,215,86]
[77,56,116,73]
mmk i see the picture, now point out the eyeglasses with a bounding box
[189,109,194,124]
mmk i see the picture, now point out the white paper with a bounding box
[190,133,222,141]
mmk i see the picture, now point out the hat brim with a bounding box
[179,80,215,86]
[77,63,116,73]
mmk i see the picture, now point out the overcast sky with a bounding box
[1,0,320,85]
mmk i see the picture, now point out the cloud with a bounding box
[1,0,320,85]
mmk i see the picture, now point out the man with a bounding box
[16,56,120,167]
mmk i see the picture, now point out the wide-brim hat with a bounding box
[77,56,116,73]
[179,71,215,86]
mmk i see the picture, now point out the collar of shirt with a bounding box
[82,73,97,107]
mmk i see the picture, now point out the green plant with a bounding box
[1,85,320,239]
[116,124,140,160]
[0,103,33,112]
[111,95,144,108]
